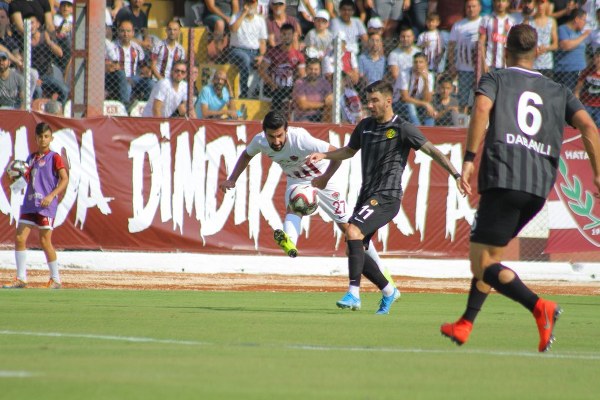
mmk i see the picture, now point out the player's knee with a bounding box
[345,224,363,241]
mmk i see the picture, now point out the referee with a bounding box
[441,24,600,352]
[308,80,464,314]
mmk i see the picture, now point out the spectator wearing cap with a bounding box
[556,9,590,91]
[329,0,368,56]
[447,0,482,113]
[303,9,334,60]
[0,50,24,109]
[297,0,320,35]
[229,0,268,98]
[365,0,409,39]
[259,22,305,114]
[292,57,333,122]
[387,24,420,82]
[54,0,73,40]
[266,0,302,48]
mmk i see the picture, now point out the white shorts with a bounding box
[285,180,349,224]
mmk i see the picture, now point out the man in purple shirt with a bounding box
[292,58,333,122]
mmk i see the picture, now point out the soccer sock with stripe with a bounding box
[283,213,302,245]
[482,263,539,312]
[15,250,27,281]
[462,277,489,323]
[347,240,364,290]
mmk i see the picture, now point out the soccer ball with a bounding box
[5,159,29,180]
[289,184,319,216]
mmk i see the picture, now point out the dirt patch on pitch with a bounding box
[12,269,600,295]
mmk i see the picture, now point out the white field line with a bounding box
[0,371,38,378]
[2,330,600,361]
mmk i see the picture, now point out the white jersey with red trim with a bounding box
[245,126,331,184]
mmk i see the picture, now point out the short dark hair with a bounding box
[263,111,288,132]
[569,9,587,22]
[437,74,454,86]
[306,58,321,67]
[413,52,427,61]
[339,0,355,10]
[365,80,393,96]
[280,23,295,33]
[35,122,52,137]
[506,24,538,56]
[398,24,413,33]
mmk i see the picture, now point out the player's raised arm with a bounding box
[571,109,600,198]
[219,150,254,192]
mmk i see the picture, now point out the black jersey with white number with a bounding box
[476,67,584,198]
[348,114,428,203]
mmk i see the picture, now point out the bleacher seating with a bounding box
[232,99,271,121]
[129,100,148,117]
[103,100,128,116]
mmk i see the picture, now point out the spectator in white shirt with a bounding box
[142,61,195,118]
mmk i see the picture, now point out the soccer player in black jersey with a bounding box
[441,24,600,352]
[308,80,464,314]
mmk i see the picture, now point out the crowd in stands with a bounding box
[2,0,600,127]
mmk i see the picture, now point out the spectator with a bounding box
[512,0,536,23]
[574,48,600,125]
[107,0,125,20]
[195,69,240,119]
[203,0,239,58]
[527,0,558,79]
[479,0,516,73]
[297,0,320,35]
[0,7,22,66]
[432,74,459,126]
[105,19,129,105]
[582,0,600,30]
[142,60,194,118]
[303,9,334,59]
[588,8,600,52]
[325,0,367,21]
[323,31,360,86]
[259,22,305,114]
[428,0,466,32]
[387,24,420,82]
[114,0,151,52]
[358,32,387,87]
[266,0,302,48]
[551,0,580,27]
[366,16,384,36]
[393,52,436,126]
[112,19,150,104]
[29,15,69,102]
[9,0,55,39]
[229,0,268,98]
[364,0,409,40]
[416,12,446,73]
[556,9,589,90]
[447,0,482,113]
[53,0,73,40]
[329,0,368,56]
[150,20,186,81]
[0,50,24,109]
[292,57,333,122]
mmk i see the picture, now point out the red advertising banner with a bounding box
[0,111,475,257]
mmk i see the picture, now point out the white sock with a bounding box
[283,213,302,245]
[365,241,387,276]
[15,250,27,282]
[48,260,60,282]
[382,283,394,297]
[349,284,360,298]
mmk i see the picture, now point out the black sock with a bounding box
[362,254,389,290]
[462,278,488,323]
[347,240,365,287]
[482,263,539,312]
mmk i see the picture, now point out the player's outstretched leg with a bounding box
[274,229,297,258]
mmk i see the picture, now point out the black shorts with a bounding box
[349,194,401,246]
[470,188,546,247]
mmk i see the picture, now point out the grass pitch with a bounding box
[1,289,599,399]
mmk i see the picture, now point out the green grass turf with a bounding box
[0,289,599,399]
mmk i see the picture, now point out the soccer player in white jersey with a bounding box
[219,111,398,304]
